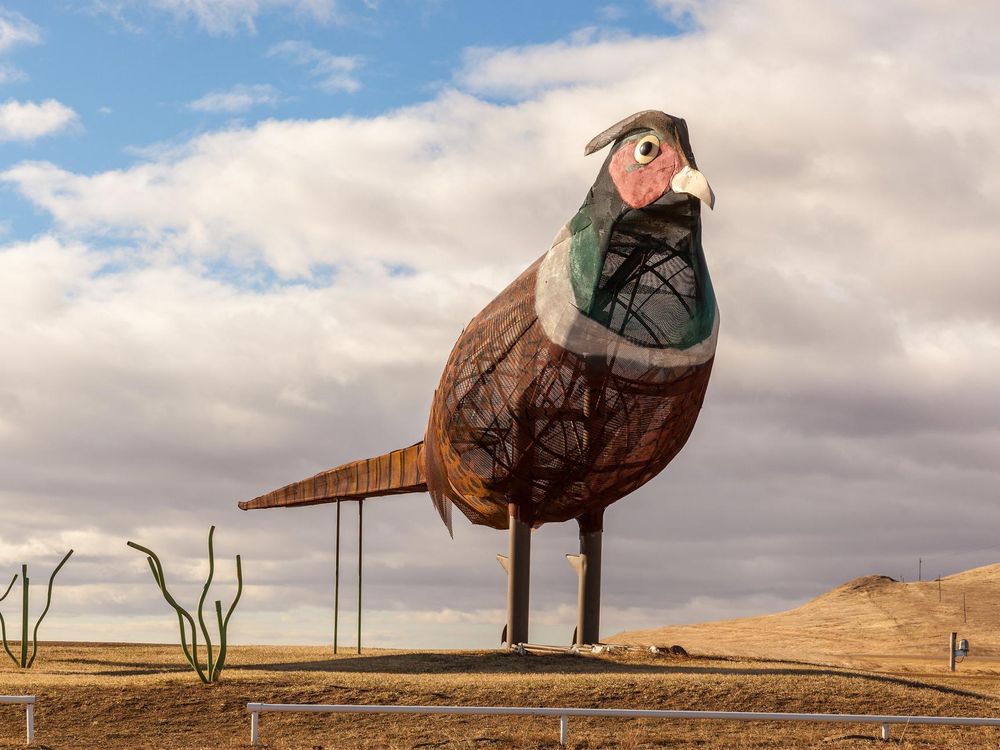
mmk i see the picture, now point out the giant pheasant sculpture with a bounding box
[239,110,718,646]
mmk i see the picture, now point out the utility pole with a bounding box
[919,557,922,582]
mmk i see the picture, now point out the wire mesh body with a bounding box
[424,253,713,530]
[589,200,713,350]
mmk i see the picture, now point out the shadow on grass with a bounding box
[45,657,192,677]
[41,651,999,703]
[233,651,687,675]
[220,652,994,701]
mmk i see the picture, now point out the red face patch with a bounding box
[609,137,683,209]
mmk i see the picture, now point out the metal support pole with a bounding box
[250,710,259,746]
[559,714,568,746]
[25,703,33,745]
[949,631,957,672]
[579,522,602,645]
[357,499,364,655]
[334,498,341,655]
[495,555,509,644]
[20,565,28,668]
[880,723,890,740]
[566,553,585,645]
[506,503,531,647]
[568,510,603,645]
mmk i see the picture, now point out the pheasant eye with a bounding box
[633,135,660,164]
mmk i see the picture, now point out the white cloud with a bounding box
[0,99,78,141]
[0,8,40,85]
[0,63,26,85]
[458,31,665,98]
[94,0,341,35]
[268,39,361,93]
[597,4,626,22]
[0,94,575,282]
[0,8,41,53]
[650,0,702,26]
[187,83,284,113]
[1,0,999,647]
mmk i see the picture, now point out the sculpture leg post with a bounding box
[333,498,340,655]
[357,498,364,655]
[575,509,604,646]
[506,503,531,647]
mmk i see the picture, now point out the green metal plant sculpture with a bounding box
[127,526,242,683]
[0,549,74,668]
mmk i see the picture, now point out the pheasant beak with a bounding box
[670,165,715,209]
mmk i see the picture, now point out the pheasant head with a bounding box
[565,110,717,352]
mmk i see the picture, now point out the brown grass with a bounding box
[611,563,1000,672]
[1,641,1000,749]
[3,567,1000,749]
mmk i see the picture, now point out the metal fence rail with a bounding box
[0,696,35,745]
[246,702,1000,747]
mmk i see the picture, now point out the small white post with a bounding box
[559,714,568,746]
[250,710,259,747]
[880,723,890,740]
[25,703,34,745]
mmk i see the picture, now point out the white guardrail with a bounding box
[246,702,1000,747]
[0,696,34,745]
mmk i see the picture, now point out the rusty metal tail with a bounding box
[238,442,427,511]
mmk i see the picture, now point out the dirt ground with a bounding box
[1,642,1000,749]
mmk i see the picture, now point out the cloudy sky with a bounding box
[0,0,997,650]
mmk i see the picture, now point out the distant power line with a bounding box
[910,547,1000,583]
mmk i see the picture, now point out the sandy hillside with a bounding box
[611,563,1000,667]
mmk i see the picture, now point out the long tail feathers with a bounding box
[238,442,427,511]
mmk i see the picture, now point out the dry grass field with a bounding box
[612,563,1000,670]
[3,565,1000,749]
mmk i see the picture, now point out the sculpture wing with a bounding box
[237,442,426,510]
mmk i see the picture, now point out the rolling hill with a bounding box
[611,563,1000,668]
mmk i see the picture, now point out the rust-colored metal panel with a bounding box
[421,253,713,529]
[237,442,426,510]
